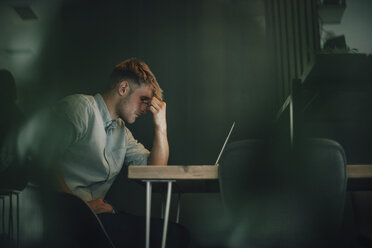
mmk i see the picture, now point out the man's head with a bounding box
[106,58,162,100]
[104,58,163,123]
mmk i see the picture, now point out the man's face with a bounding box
[118,84,153,124]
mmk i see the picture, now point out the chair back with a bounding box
[219,138,347,248]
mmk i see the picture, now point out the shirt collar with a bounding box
[93,93,117,130]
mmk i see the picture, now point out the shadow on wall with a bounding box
[0,69,27,190]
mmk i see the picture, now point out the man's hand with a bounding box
[147,97,169,165]
[87,198,114,214]
[149,97,167,132]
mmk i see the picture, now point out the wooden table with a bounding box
[128,165,219,192]
[128,164,372,248]
[129,164,372,190]
[128,165,218,181]
[128,165,218,248]
[347,164,372,191]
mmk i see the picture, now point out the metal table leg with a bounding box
[146,181,152,248]
[9,192,13,240]
[161,181,172,248]
[144,180,175,248]
[1,196,4,233]
[176,193,181,224]
[16,192,20,248]
[160,193,165,219]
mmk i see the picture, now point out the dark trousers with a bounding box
[98,212,189,248]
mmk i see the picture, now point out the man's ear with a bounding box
[118,81,129,96]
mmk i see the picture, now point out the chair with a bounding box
[0,119,27,248]
[42,192,115,248]
[0,69,28,248]
[219,138,347,248]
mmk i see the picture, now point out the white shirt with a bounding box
[55,94,149,201]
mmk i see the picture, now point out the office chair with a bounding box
[43,192,115,248]
[219,138,347,248]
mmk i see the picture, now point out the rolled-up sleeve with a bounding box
[123,127,150,166]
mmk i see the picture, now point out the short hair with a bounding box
[107,58,163,100]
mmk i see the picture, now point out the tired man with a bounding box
[50,58,188,247]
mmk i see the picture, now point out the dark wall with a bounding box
[12,0,272,246]
[22,0,272,164]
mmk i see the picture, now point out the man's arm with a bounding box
[147,97,169,166]
[54,167,114,214]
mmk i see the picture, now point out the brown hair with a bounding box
[107,58,163,100]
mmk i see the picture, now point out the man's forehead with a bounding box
[134,85,153,98]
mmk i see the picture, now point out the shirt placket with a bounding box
[104,121,117,181]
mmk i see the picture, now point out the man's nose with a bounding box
[140,104,148,114]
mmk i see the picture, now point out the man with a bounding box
[49,58,188,247]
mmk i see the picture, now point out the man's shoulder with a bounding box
[60,94,95,106]
[58,94,96,111]
[55,94,97,122]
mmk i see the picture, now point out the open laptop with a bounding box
[215,122,235,166]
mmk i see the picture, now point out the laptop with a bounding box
[215,122,235,166]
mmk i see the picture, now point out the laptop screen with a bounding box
[215,122,235,165]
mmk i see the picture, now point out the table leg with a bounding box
[161,193,165,219]
[1,196,4,233]
[161,181,172,248]
[176,193,181,224]
[146,181,152,248]
[16,192,19,248]
[9,193,13,240]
